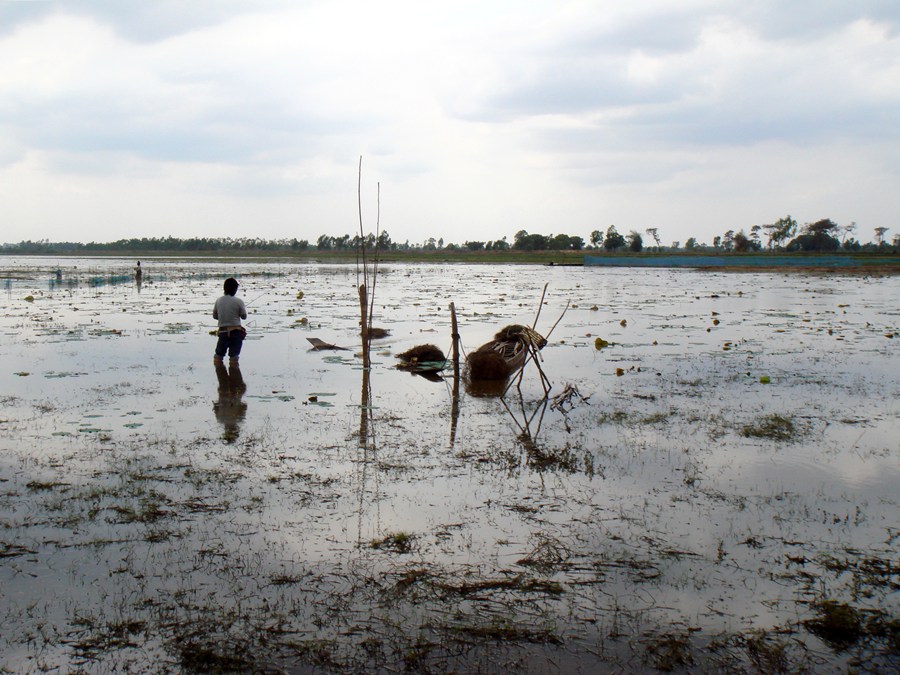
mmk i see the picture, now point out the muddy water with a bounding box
[1,256,897,672]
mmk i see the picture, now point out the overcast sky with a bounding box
[2,0,898,247]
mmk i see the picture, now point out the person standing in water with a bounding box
[213,277,248,363]
[134,261,143,280]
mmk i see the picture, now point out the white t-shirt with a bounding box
[213,295,247,328]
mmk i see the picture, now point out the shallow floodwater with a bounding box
[1,256,897,672]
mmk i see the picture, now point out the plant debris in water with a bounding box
[740,413,798,441]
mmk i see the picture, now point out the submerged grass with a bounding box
[743,630,790,673]
[371,531,414,554]
[740,413,798,441]
[446,619,563,645]
[643,632,694,671]
[804,600,864,650]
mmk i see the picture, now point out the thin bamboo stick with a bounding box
[532,282,549,329]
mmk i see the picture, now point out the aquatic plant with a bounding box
[804,600,863,650]
[741,414,797,441]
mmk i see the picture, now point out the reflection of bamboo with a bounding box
[356,366,379,545]
[503,340,552,398]
[500,394,549,451]
[449,301,461,447]
[359,367,370,449]
[450,369,460,447]
[450,302,460,378]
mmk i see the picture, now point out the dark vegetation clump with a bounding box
[466,349,513,380]
[466,324,546,381]
[804,600,863,650]
[397,344,445,364]
[371,532,414,554]
[741,414,797,441]
[644,633,694,671]
[743,631,789,673]
[396,344,447,379]
[178,642,257,673]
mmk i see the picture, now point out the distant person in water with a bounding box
[134,261,143,280]
[213,277,247,364]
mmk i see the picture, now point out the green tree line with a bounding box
[2,217,895,255]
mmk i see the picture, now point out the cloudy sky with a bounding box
[2,0,898,247]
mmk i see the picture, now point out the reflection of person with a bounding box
[213,277,248,364]
[214,361,247,442]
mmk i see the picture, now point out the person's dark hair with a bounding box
[223,277,239,296]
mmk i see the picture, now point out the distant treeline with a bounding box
[1,232,572,254]
[1,237,311,254]
[2,219,896,255]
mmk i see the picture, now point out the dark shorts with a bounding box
[215,327,246,359]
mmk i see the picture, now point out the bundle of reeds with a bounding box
[466,325,547,381]
[397,344,446,364]
[396,343,448,380]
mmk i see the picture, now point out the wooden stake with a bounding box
[359,284,369,369]
[450,302,460,378]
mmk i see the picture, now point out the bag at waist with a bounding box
[217,326,246,336]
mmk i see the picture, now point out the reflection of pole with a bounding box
[359,284,370,369]
[450,302,460,378]
[359,367,370,450]
[357,366,379,545]
[450,369,460,447]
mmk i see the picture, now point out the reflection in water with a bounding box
[450,372,460,447]
[2,260,899,672]
[214,362,247,443]
[464,377,511,398]
[356,367,381,544]
[501,395,549,455]
[49,276,77,291]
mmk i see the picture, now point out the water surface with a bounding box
[1,257,897,672]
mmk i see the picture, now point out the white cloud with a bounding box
[1,1,898,246]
